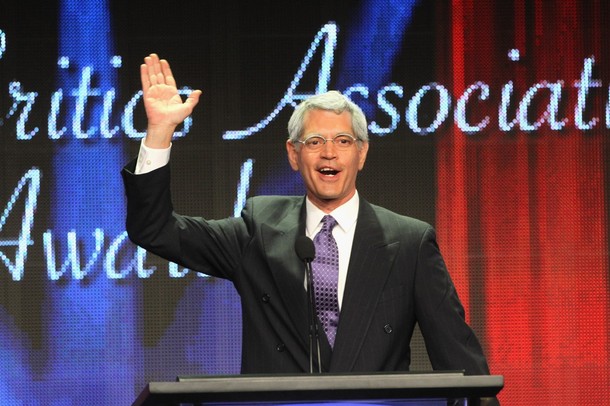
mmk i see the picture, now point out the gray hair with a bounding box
[287,91,369,144]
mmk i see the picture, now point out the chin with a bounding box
[316,191,342,200]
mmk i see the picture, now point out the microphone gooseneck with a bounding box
[295,236,321,373]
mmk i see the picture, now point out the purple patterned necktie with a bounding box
[312,215,340,348]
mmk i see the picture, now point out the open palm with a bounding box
[140,54,201,147]
[144,82,193,127]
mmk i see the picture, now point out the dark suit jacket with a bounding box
[122,161,490,375]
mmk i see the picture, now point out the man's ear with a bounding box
[286,140,300,171]
[358,141,369,171]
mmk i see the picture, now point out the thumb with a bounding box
[184,89,202,111]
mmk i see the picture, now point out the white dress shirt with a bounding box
[134,139,171,174]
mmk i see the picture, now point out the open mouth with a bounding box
[318,167,339,176]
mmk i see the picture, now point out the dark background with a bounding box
[0,1,608,404]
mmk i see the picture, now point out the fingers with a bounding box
[140,53,203,108]
[142,53,165,86]
[159,59,177,88]
[151,54,162,84]
[142,53,181,89]
[140,63,150,91]
[140,54,158,93]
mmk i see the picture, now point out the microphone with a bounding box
[295,235,315,262]
[295,236,321,374]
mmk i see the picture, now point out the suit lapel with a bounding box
[330,199,400,372]
[260,199,310,349]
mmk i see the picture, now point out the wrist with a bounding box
[144,124,176,148]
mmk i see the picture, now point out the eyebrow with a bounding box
[302,132,355,138]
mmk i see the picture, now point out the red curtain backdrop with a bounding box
[436,1,609,404]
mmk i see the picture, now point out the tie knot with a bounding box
[321,215,337,232]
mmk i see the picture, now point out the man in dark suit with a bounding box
[122,53,491,375]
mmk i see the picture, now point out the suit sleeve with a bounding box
[121,160,249,280]
[414,226,490,375]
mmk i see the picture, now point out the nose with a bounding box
[320,139,337,157]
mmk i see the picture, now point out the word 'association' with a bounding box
[1,24,608,141]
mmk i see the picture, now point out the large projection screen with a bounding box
[0,1,608,404]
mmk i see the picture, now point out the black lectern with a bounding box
[132,372,503,405]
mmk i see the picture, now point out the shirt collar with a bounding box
[305,191,360,235]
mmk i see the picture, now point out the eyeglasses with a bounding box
[294,133,359,151]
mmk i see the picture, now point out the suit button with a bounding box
[276,343,286,352]
[383,324,393,334]
[262,293,271,303]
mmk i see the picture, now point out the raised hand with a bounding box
[140,53,202,148]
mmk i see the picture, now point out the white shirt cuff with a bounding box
[134,138,172,174]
